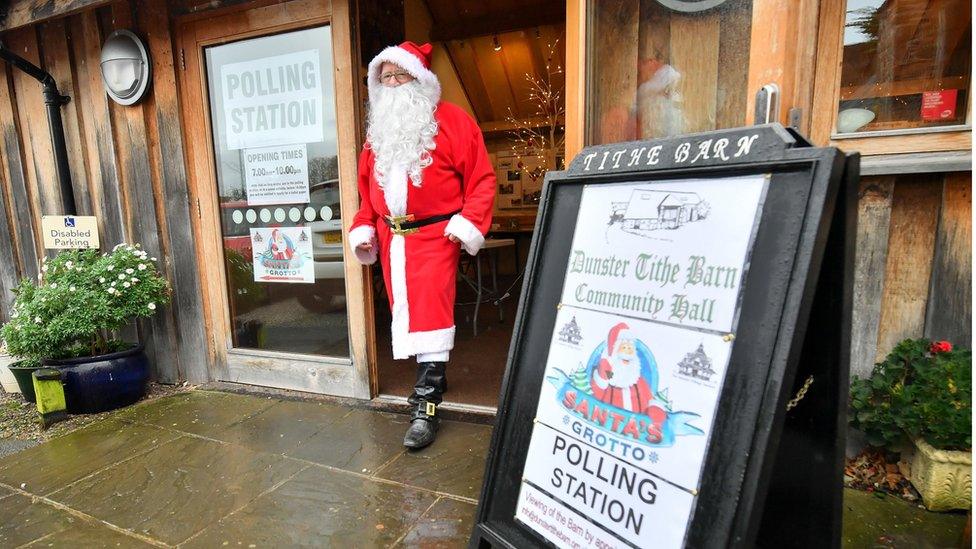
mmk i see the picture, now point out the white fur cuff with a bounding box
[348,225,378,265]
[444,214,485,255]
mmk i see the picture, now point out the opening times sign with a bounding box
[515,175,767,548]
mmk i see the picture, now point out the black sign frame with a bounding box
[470,125,858,549]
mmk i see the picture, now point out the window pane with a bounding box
[205,26,350,358]
[586,0,753,145]
[838,0,971,133]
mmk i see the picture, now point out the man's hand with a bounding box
[356,242,373,252]
[447,234,460,243]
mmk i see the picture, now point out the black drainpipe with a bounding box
[0,42,75,216]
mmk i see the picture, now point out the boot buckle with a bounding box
[426,402,437,416]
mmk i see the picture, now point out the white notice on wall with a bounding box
[221,50,323,150]
[250,227,314,283]
[243,144,310,206]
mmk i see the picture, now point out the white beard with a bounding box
[366,81,439,188]
[608,350,641,387]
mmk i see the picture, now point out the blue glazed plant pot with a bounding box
[43,345,149,414]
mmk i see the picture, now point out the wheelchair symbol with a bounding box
[64,217,75,228]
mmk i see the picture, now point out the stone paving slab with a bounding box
[209,398,350,456]
[287,409,412,475]
[397,496,478,548]
[0,419,177,497]
[184,465,438,548]
[375,420,492,500]
[20,519,157,548]
[115,390,277,438]
[0,494,76,547]
[48,435,307,546]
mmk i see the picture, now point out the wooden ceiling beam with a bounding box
[0,0,113,32]
[429,5,566,42]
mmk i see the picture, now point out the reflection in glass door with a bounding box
[204,26,349,358]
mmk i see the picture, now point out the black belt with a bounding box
[383,210,460,235]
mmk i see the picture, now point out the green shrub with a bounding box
[0,245,171,365]
[850,338,971,451]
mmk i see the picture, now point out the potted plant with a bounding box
[0,244,170,413]
[850,338,972,511]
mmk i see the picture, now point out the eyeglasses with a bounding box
[379,71,414,84]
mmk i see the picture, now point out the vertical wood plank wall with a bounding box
[0,0,207,382]
[850,171,972,380]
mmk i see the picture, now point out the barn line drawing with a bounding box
[609,188,711,235]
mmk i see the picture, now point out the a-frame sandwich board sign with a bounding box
[470,124,858,549]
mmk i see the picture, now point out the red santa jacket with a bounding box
[347,101,496,359]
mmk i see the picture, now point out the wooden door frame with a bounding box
[175,0,373,399]
[564,0,821,156]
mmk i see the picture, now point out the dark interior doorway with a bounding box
[358,0,566,408]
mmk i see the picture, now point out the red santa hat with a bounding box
[606,322,634,356]
[367,41,441,104]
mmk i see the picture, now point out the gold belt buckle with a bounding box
[426,402,436,416]
[386,214,418,236]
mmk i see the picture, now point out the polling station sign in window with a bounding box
[219,49,324,150]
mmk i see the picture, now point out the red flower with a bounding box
[930,340,953,354]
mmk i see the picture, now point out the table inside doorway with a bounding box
[458,238,516,336]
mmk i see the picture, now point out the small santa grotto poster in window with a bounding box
[514,175,767,548]
[250,226,314,283]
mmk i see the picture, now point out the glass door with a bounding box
[178,0,370,398]
[204,27,349,357]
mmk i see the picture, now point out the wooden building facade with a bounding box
[0,0,969,401]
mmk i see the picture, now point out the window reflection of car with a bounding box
[308,178,344,280]
[220,200,252,259]
[300,178,347,313]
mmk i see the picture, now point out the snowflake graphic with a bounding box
[648,452,659,463]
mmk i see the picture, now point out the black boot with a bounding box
[403,361,447,449]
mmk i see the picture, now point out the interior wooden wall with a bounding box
[850,171,972,380]
[0,0,208,383]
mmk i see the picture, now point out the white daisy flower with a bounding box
[138,264,147,271]
[125,268,134,274]
[118,274,125,280]
[34,316,41,323]
[99,277,105,283]
[147,303,156,311]
[107,265,114,271]
[131,278,139,283]
[123,282,130,288]
[150,257,157,261]
[50,283,57,289]
[69,286,76,292]
[65,261,73,269]
[41,265,48,272]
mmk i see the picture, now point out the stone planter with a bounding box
[910,438,972,511]
[43,345,149,414]
[0,353,20,394]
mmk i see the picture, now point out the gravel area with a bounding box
[0,382,192,445]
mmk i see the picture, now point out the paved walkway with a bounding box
[0,390,491,548]
[0,388,968,548]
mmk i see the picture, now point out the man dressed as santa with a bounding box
[346,42,495,449]
[591,323,667,429]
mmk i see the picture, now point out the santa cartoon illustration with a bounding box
[591,322,667,425]
[269,229,293,261]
